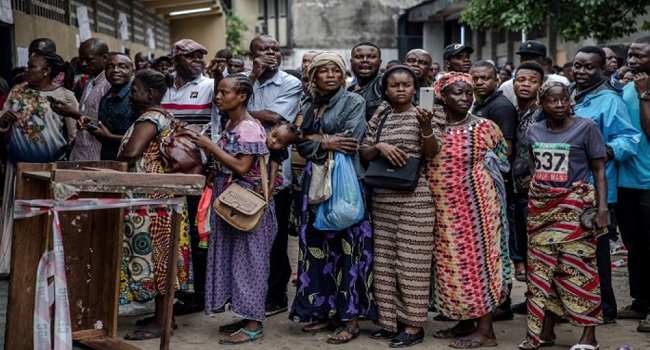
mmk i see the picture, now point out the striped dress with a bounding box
[428,117,509,320]
[363,103,444,332]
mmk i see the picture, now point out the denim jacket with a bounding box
[297,88,367,179]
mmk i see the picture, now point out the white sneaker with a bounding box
[118,300,155,317]
[610,241,628,256]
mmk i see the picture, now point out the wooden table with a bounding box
[4,161,204,350]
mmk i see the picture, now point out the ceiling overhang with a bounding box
[139,0,224,19]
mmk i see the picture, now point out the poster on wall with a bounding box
[146,27,156,50]
[17,48,29,67]
[76,5,92,42]
[118,12,129,41]
[0,0,13,24]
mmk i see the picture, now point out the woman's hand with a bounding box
[376,143,407,167]
[594,207,611,229]
[415,106,433,127]
[88,121,113,140]
[192,133,214,149]
[0,110,19,127]
[49,96,82,119]
[321,130,358,155]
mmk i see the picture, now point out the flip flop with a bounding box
[449,337,498,349]
[569,344,599,350]
[218,328,264,345]
[219,320,246,333]
[326,326,360,345]
[124,325,172,341]
[302,320,336,333]
[515,270,527,282]
[134,316,178,330]
[433,327,474,339]
[518,339,556,349]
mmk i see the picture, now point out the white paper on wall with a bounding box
[0,0,13,24]
[118,12,129,41]
[17,47,29,67]
[146,27,155,50]
[76,5,92,42]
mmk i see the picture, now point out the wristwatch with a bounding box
[639,91,650,100]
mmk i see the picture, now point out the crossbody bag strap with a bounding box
[259,155,269,203]
[374,108,393,144]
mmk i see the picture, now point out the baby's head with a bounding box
[266,121,301,150]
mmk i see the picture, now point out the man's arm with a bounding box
[633,73,650,139]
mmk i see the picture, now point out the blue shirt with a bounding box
[573,86,640,202]
[98,82,139,160]
[619,83,650,189]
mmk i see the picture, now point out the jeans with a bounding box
[616,187,650,311]
[508,193,529,264]
[596,234,617,318]
[607,203,619,242]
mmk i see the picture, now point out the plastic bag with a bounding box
[313,152,364,231]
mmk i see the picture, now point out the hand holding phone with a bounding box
[84,121,100,131]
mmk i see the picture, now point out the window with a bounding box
[258,0,287,18]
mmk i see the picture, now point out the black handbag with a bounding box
[364,111,422,191]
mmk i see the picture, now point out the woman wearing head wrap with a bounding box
[428,72,510,348]
[0,50,78,273]
[289,52,377,344]
[518,81,608,350]
[359,65,444,347]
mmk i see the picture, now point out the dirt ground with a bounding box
[117,236,650,350]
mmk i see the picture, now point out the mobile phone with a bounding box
[85,121,100,131]
[420,87,435,112]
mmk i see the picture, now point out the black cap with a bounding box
[443,44,474,60]
[516,40,547,57]
[153,55,172,65]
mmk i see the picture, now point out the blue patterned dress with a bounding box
[204,119,278,321]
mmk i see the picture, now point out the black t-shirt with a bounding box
[471,90,517,141]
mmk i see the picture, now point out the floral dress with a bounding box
[204,118,278,321]
[117,110,193,304]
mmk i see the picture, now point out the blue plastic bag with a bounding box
[313,152,364,231]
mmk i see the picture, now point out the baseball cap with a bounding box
[443,44,474,60]
[171,39,208,57]
[516,40,547,57]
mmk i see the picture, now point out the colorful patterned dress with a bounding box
[118,110,193,304]
[428,117,509,320]
[362,103,443,332]
[204,118,277,321]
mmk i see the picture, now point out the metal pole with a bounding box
[521,30,526,42]
[460,25,465,45]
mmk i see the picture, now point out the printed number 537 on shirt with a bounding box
[532,142,570,183]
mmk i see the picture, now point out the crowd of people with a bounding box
[0,32,649,350]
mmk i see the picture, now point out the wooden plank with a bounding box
[160,209,182,350]
[81,167,124,173]
[56,161,128,172]
[73,329,107,340]
[77,337,142,350]
[22,170,52,180]
[5,162,56,350]
[50,170,205,196]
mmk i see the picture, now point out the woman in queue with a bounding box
[289,52,377,345]
[518,82,608,350]
[193,75,277,345]
[428,72,510,348]
[359,65,444,347]
[118,69,193,340]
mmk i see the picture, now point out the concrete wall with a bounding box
[11,11,168,62]
[170,14,226,58]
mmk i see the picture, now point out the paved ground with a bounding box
[1,237,649,349]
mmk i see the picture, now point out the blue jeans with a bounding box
[508,193,529,264]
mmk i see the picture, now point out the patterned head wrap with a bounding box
[307,52,346,97]
[433,72,474,99]
[536,81,571,106]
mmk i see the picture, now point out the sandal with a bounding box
[326,326,360,345]
[134,316,178,330]
[432,327,474,339]
[515,270,527,282]
[302,320,336,333]
[518,339,556,350]
[569,344,599,350]
[124,325,171,341]
[219,320,246,333]
[449,337,498,349]
[370,328,397,339]
[218,328,264,345]
[389,329,424,348]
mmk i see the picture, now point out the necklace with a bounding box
[448,113,470,126]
